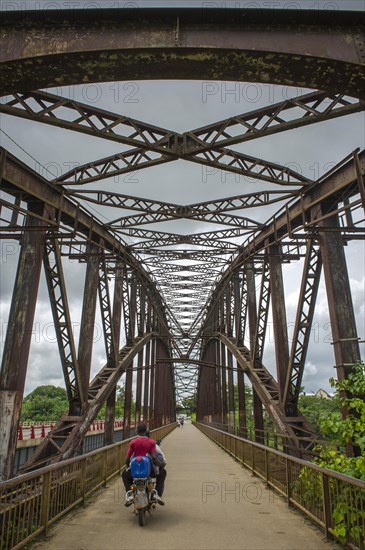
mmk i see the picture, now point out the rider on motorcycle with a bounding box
[146,430,167,500]
[122,423,165,507]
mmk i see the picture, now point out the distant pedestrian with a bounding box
[179,417,184,428]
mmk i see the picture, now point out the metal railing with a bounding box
[0,423,177,550]
[194,422,365,550]
[199,420,340,459]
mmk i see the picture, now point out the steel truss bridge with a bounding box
[0,6,364,481]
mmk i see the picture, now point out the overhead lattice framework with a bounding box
[0,7,364,478]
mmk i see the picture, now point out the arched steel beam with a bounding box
[201,334,319,453]
[0,8,364,98]
[19,332,172,472]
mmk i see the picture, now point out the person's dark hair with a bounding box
[145,429,150,438]
[137,423,147,435]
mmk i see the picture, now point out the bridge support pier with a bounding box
[78,244,100,413]
[246,263,265,443]
[319,206,362,455]
[0,207,47,480]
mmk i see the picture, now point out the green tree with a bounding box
[21,385,68,422]
[178,395,197,415]
[315,363,365,480]
[298,392,341,440]
[301,363,365,544]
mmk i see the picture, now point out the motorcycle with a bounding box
[127,456,158,526]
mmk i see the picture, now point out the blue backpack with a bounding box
[130,456,151,478]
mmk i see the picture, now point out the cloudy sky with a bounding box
[0,1,364,401]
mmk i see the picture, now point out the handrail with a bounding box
[194,422,365,550]
[198,420,341,458]
[0,423,177,550]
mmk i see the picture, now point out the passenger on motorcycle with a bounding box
[146,430,167,500]
[122,423,165,507]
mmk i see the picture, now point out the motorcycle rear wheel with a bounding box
[138,507,146,526]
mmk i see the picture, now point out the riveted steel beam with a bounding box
[0,9,364,98]
[284,240,322,412]
[43,238,84,408]
[0,206,48,481]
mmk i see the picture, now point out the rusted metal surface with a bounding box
[0,6,364,478]
[1,90,362,189]
[104,386,116,447]
[0,209,47,481]
[0,9,364,98]
[78,245,100,408]
[319,209,362,383]
[284,241,322,411]
[43,239,84,408]
[268,243,289,404]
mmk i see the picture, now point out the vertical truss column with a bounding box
[105,386,117,446]
[221,342,228,427]
[98,252,117,369]
[122,267,132,345]
[135,283,145,426]
[78,243,100,409]
[219,291,225,335]
[43,238,83,413]
[208,341,216,423]
[237,367,247,438]
[318,204,361,455]
[169,350,176,423]
[246,262,264,443]
[154,340,163,427]
[161,343,173,425]
[135,349,144,426]
[214,340,222,424]
[284,240,322,414]
[235,269,247,346]
[162,345,172,425]
[319,208,361,378]
[149,338,156,429]
[0,205,48,481]
[227,350,235,433]
[123,276,137,438]
[268,243,289,404]
[143,341,151,425]
[105,260,124,445]
[253,260,271,366]
[123,364,133,439]
[225,282,233,337]
[197,346,209,422]
[143,302,152,425]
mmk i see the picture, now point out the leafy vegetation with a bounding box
[314,362,365,480]
[21,385,68,421]
[298,392,341,441]
[298,363,365,545]
[20,384,134,422]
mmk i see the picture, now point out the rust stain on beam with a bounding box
[0,8,364,98]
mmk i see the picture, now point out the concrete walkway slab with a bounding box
[30,422,340,550]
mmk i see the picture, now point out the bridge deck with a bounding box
[31,423,339,550]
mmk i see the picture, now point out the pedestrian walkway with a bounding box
[31,422,339,550]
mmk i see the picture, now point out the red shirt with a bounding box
[126,436,156,460]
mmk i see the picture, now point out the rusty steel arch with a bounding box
[0,8,364,98]
[22,332,174,471]
[0,7,364,480]
[198,333,320,455]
